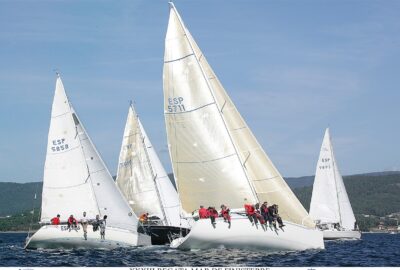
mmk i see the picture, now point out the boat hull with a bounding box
[322,229,361,240]
[138,225,190,245]
[25,224,151,249]
[170,215,324,251]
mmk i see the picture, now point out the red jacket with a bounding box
[51,217,60,225]
[244,204,255,215]
[68,217,77,224]
[208,209,219,218]
[221,208,231,221]
[199,208,209,219]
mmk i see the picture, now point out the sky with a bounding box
[0,0,399,183]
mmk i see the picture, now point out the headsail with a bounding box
[164,3,314,227]
[309,128,356,230]
[116,104,184,227]
[41,76,139,232]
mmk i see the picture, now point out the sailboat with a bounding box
[25,75,151,249]
[309,128,361,240]
[163,3,324,251]
[116,103,190,244]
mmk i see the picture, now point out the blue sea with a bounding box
[0,233,399,267]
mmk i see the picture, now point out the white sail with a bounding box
[310,128,356,230]
[163,4,258,213]
[163,3,314,228]
[116,105,184,227]
[41,76,139,232]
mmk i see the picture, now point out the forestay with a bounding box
[41,76,138,232]
[116,105,184,227]
[309,128,356,230]
[164,3,314,228]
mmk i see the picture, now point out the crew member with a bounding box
[139,213,149,224]
[207,207,218,228]
[67,214,78,231]
[220,204,231,228]
[81,211,89,240]
[199,205,208,219]
[51,214,61,225]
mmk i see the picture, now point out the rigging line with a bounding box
[176,153,236,164]
[243,152,251,169]
[44,181,90,189]
[164,101,216,115]
[51,111,70,118]
[220,100,227,113]
[164,53,194,63]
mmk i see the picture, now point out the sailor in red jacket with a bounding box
[198,205,209,219]
[220,204,231,228]
[51,214,60,225]
[244,202,258,226]
[67,214,78,231]
[207,207,218,228]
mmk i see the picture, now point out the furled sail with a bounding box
[41,76,139,232]
[164,3,314,227]
[116,104,184,227]
[309,128,356,230]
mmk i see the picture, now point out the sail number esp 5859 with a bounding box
[167,97,186,113]
[51,138,69,152]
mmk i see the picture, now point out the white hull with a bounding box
[322,229,361,240]
[170,215,324,251]
[25,225,151,249]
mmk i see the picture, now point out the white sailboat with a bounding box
[25,76,151,249]
[163,3,324,251]
[116,103,190,244]
[309,128,361,240]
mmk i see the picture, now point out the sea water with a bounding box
[0,233,399,267]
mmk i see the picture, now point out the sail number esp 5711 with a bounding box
[167,97,186,113]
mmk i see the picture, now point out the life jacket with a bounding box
[260,204,269,214]
[221,208,231,221]
[208,209,218,218]
[199,208,209,219]
[139,214,148,222]
[51,217,60,225]
[244,204,255,215]
[68,217,76,224]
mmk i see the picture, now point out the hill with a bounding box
[1,171,399,231]
[0,182,41,216]
[292,173,400,230]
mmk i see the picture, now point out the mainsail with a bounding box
[116,104,183,227]
[309,128,356,230]
[41,76,139,232]
[163,3,314,227]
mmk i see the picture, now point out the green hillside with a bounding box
[293,173,400,230]
[0,172,399,231]
[0,182,41,216]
